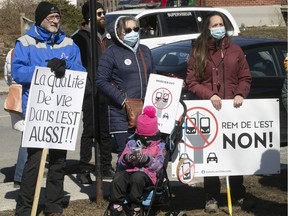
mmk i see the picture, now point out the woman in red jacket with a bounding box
[185,11,253,213]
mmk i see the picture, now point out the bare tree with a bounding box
[0,0,38,46]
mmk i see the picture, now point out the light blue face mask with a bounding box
[123,30,139,47]
[210,26,226,40]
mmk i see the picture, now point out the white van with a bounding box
[106,7,240,49]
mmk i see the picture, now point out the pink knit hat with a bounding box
[136,106,159,136]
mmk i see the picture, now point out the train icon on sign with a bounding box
[186,114,211,135]
[155,91,169,103]
[200,117,210,133]
[152,87,172,110]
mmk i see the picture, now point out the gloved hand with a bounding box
[46,58,66,78]
[133,151,148,164]
[124,153,137,163]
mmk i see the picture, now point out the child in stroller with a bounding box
[109,106,167,216]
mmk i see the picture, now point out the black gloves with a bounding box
[46,58,66,78]
[124,151,148,165]
[133,151,148,164]
[125,153,137,163]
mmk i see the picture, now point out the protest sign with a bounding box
[22,67,87,151]
[171,99,280,181]
[144,74,183,134]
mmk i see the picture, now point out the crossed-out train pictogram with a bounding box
[181,106,219,150]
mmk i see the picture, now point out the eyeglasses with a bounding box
[46,15,61,22]
[97,11,106,17]
[124,27,140,34]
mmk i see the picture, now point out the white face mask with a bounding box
[210,26,226,40]
[123,31,139,47]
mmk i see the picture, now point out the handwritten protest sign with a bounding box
[171,99,280,180]
[22,67,87,151]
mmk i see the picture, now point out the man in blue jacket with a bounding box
[13,2,86,216]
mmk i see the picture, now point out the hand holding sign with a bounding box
[46,58,66,78]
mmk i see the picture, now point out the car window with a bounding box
[152,43,191,79]
[280,48,288,59]
[160,11,199,36]
[156,51,189,66]
[245,48,278,77]
[139,15,160,39]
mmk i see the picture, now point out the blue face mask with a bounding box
[210,26,226,40]
[123,30,139,47]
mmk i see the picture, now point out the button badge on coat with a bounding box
[124,59,132,65]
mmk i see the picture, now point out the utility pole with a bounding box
[89,0,104,203]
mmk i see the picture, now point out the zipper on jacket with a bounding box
[221,49,226,98]
[135,51,143,98]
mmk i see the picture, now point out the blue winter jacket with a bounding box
[96,17,156,133]
[12,24,86,117]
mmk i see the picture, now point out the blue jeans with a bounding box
[14,144,27,182]
[9,113,26,182]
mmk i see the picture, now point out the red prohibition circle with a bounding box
[151,87,172,110]
[179,106,219,150]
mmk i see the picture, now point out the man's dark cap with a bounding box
[82,1,104,23]
[35,1,60,26]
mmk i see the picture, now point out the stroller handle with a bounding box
[168,99,187,155]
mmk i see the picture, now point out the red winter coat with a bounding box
[186,37,251,99]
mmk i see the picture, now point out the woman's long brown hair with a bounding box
[192,11,230,81]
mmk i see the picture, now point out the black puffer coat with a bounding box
[96,16,156,133]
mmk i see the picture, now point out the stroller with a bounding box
[104,100,187,216]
